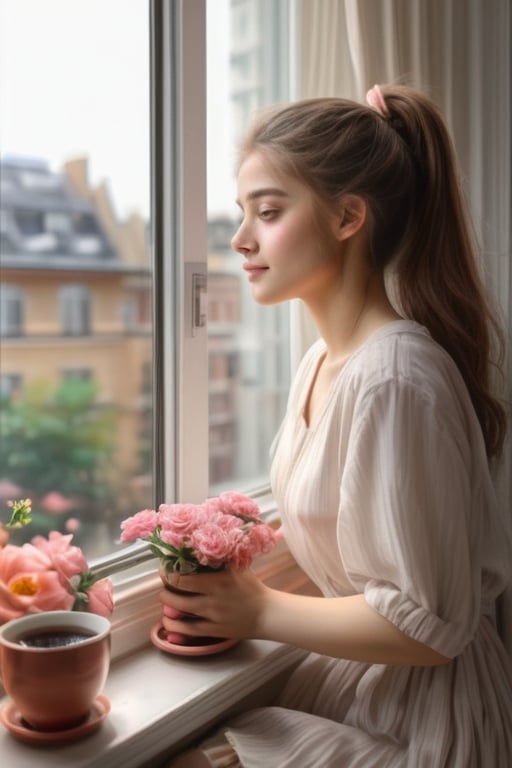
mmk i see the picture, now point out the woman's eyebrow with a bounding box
[236,187,289,206]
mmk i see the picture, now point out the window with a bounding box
[0,0,291,589]
[46,212,72,234]
[206,0,291,495]
[0,284,24,337]
[0,0,152,561]
[59,284,91,336]
[15,210,45,236]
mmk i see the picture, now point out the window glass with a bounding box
[0,285,24,337]
[59,284,91,336]
[0,0,291,568]
[0,0,151,558]
[207,0,291,493]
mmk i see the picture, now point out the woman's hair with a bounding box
[239,85,506,458]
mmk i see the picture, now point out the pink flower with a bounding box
[120,508,159,542]
[65,517,81,533]
[0,533,114,623]
[0,498,114,622]
[120,492,279,576]
[31,531,88,581]
[23,570,76,613]
[207,511,244,532]
[159,503,207,536]
[190,523,233,568]
[40,491,76,514]
[248,522,280,555]
[0,542,50,581]
[213,492,261,519]
[159,528,188,549]
[0,568,75,623]
[86,578,114,617]
[226,523,280,569]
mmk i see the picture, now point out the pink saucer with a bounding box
[0,694,111,745]
[150,621,239,656]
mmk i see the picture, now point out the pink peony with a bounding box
[0,531,114,623]
[31,531,88,582]
[120,508,159,543]
[0,542,50,581]
[86,578,114,617]
[0,568,75,623]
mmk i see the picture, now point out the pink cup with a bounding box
[0,610,111,732]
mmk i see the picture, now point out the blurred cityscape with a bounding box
[0,0,291,555]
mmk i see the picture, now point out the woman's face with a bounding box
[231,152,342,306]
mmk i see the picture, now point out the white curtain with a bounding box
[293,0,512,649]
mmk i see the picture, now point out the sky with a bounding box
[0,0,236,220]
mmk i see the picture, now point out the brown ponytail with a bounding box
[239,86,507,457]
[380,86,506,458]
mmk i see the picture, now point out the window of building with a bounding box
[0,284,24,337]
[59,284,91,336]
[46,211,72,234]
[14,209,45,236]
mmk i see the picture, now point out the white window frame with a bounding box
[152,0,209,506]
[92,0,210,660]
[93,0,283,662]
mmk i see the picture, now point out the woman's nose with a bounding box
[231,221,256,255]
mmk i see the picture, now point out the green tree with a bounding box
[0,378,117,525]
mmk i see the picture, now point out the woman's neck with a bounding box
[305,272,401,366]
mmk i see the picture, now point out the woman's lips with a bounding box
[243,263,269,281]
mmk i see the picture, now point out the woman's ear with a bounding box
[334,194,367,242]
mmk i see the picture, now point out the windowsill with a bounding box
[0,637,306,768]
[0,539,317,767]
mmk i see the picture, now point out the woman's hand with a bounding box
[159,567,269,640]
[159,570,451,666]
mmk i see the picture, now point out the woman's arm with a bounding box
[160,568,451,667]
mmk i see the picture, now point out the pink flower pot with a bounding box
[154,565,239,656]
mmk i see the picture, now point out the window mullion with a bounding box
[152,0,208,507]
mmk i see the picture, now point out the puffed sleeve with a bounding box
[338,377,486,659]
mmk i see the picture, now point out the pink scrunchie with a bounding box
[366,84,389,117]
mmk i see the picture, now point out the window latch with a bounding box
[192,271,207,333]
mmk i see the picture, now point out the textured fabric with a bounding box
[167,737,241,767]
[221,320,512,767]
[168,746,240,768]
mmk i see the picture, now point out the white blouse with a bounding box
[224,320,512,767]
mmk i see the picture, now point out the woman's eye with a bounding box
[259,208,279,221]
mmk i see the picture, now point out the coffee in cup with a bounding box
[0,610,111,732]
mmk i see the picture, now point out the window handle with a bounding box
[192,271,207,333]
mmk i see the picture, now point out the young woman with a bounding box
[165,85,512,767]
